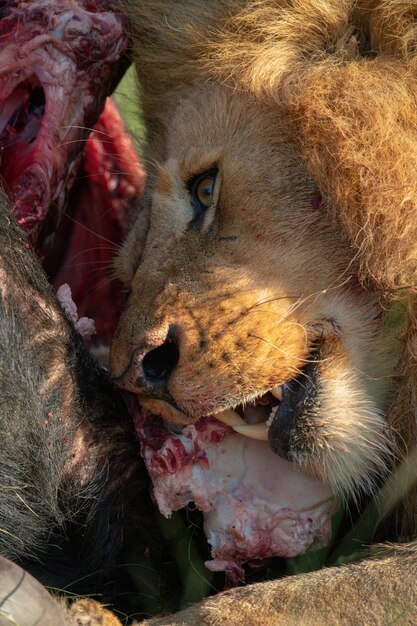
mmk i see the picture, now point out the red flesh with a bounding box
[0,1,144,345]
[49,98,145,345]
[0,0,129,249]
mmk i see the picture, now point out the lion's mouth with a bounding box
[214,387,284,438]
[213,355,319,463]
[139,342,322,463]
[134,349,334,583]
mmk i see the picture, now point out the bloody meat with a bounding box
[0,0,129,248]
[135,410,335,585]
[48,98,145,346]
[0,1,145,346]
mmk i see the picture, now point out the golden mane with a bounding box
[207,0,417,292]
[121,0,417,289]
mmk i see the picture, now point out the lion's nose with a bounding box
[142,336,180,386]
[113,325,180,393]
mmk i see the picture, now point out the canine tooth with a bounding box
[233,423,268,441]
[215,409,246,427]
[271,386,283,401]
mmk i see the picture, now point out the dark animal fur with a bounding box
[0,191,147,592]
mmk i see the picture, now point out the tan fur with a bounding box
[111,0,417,622]
[140,547,417,625]
[65,599,122,625]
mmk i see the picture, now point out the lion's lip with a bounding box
[268,358,320,458]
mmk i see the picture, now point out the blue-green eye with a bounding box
[188,168,218,224]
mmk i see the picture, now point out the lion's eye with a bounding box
[188,168,218,225]
[196,176,215,206]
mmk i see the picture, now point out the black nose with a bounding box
[142,336,180,386]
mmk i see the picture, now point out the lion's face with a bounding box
[111,83,395,497]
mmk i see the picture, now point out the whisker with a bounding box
[80,276,113,299]
[75,168,143,180]
[64,245,121,264]
[63,124,110,135]
[245,293,303,310]
[248,333,329,365]
[62,260,115,272]
[57,208,122,248]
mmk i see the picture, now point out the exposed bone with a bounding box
[136,413,335,579]
[215,408,246,427]
[233,422,269,441]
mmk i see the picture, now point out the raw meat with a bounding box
[0,0,129,250]
[56,283,96,340]
[0,1,145,346]
[49,98,145,346]
[136,411,335,584]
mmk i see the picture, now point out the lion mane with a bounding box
[210,0,417,523]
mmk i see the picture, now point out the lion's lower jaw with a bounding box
[290,371,392,501]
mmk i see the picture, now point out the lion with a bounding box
[110,0,417,623]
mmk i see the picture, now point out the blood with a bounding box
[49,99,145,345]
[135,411,231,476]
[0,80,45,188]
[0,0,130,246]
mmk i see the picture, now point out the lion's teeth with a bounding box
[271,385,283,401]
[266,409,276,429]
[215,409,246,427]
[233,423,268,441]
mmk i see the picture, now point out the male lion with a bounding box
[110,0,417,624]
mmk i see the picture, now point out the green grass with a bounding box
[113,66,147,151]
